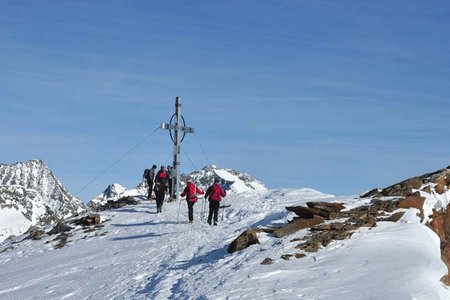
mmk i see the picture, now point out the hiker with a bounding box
[167,165,173,199]
[153,178,168,213]
[204,177,227,225]
[180,179,204,223]
[153,166,169,213]
[155,165,168,183]
[143,165,157,199]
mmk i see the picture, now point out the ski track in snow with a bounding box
[0,189,450,299]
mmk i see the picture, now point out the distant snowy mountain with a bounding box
[181,165,267,193]
[88,165,267,206]
[0,160,84,242]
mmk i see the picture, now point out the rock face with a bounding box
[361,167,450,198]
[428,207,450,285]
[0,160,84,242]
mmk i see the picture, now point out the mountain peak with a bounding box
[0,160,84,242]
[183,166,267,194]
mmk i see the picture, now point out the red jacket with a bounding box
[156,170,167,181]
[205,183,226,201]
[181,182,204,203]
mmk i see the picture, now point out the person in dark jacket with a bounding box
[167,165,173,199]
[153,178,168,213]
[204,177,227,225]
[144,165,157,199]
[180,179,204,223]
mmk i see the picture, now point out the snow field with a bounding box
[0,188,449,299]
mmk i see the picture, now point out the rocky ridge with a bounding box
[228,165,450,285]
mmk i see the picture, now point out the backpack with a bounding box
[157,171,168,179]
[159,177,168,186]
[154,181,167,193]
[208,184,222,200]
[187,183,196,199]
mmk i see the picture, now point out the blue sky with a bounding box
[1,0,449,202]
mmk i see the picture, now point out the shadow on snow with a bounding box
[136,247,229,298]
[110,232,165,241]
[111,220,179,227]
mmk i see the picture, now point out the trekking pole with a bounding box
[200,197,205,221]
[203,196,207,222]
[177,198,182,224]
[221,198,226,221]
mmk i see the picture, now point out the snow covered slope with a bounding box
[1,188,449,299]
[0,160,84,242]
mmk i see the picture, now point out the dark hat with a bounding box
[214,177,220,183]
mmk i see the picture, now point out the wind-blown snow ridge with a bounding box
[0,160,84,242]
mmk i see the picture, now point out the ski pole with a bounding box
[221,199,226,221]
[200,196,205,221]
[177,198,182,224]
[203,196,207,222]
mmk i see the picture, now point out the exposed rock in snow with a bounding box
[0,160,83,242]
[361,166,450,198]
[88,183,146,209]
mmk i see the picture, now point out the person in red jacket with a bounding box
[204,177,227,225]
[155,166,168,183]
[180,179,204,223]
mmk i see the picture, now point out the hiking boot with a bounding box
[207,219,212,225]
[213,222,217,226]
[189,220,194,224]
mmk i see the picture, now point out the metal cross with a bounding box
[161,96,194,204]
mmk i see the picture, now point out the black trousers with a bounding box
[208,200,220,224]
[168,179,173,198]
[187,201,195,222]
[147,179,154,198]
[155,191,165,213]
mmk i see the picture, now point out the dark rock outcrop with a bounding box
[272,215,323,238]
[71,214,102,227]
[383,211,406,222]
[26,226,45,240]
[361,167,449,198]
[228,228,262,253]
[92,196,139,211]
[261,257,275,265]
[48,222,73,235]
[286,202,344,220]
